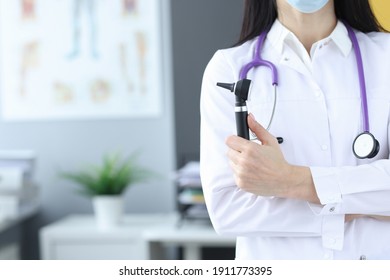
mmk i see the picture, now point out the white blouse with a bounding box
[200,20,390,259]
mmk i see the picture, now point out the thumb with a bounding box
[248,113,278,146]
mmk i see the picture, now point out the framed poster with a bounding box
[0,0,165,121]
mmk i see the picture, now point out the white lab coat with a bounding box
[200,20,390,259]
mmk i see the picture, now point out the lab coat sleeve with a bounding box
[200,50,329,238]
[310,158,390,216]
[308,33,390,217]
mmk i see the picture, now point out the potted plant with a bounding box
[61,152,152,230]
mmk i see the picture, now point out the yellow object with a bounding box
[370,0,390,30]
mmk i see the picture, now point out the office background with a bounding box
[0,0,242,259]
[0,0,387,260]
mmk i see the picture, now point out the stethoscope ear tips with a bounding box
[352,132,380,159]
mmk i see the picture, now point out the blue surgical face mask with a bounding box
[286,0,329,13]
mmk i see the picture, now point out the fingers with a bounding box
[227,147,240,165]
[225,113,278,153]
[225,134,248,152]
[247,113,278,146]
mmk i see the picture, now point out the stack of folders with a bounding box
[0,150,39,223]
[176,161,210,220]
[176,161,202,188]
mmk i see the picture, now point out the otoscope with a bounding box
[217,79,251,140]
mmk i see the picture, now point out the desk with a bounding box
[145,222,235,260]
[0,198,39,259]
[39,214,235,260]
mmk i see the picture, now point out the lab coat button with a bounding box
[329,207,335,212]
[321,145,328,151]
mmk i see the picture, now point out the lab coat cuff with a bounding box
[308,202,342,216]
[310,167,342,206]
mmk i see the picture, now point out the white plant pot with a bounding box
[92,195,124,230]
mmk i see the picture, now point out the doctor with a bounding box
[200,0,390,259]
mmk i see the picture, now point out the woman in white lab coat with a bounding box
[200,0,390,259]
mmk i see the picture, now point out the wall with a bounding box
[0,0,243,259]
[171,0,243,167]
[371,0,390,30]
[0,2,176,259]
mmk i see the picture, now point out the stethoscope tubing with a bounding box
[239,32,279,85]
[345,23,370,132]
[241,23,370,134]
[239,22,378,158]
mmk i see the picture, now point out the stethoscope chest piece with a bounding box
[352,132,380,159]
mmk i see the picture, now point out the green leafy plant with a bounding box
[61,152,153,196]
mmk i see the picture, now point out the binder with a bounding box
[0,167,25,191]
[0,150,38,223]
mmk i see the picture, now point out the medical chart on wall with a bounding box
[0,0,164,121]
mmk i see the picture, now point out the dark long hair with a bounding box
[236,0,388,46]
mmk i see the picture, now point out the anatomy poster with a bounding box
[0,0,164,121]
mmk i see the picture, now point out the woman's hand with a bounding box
[345,214,390,223]
[345,214,365,223]
[226,113,320,203]
[226,114,291,197]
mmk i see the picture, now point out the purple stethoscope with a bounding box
[217,23,379,159]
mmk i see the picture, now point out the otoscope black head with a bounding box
[235,79,251,101]
[216,79,251,102]
[216,82,235,92]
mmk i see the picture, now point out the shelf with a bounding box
[178,189,204,204]
[176,161,209,222]
[181,205,209,219]
[177,182,202,189]
[0,150,38,233]
[0,196,40,233]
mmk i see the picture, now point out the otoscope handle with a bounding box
[235,108,250,140]
[217,79,251,140]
